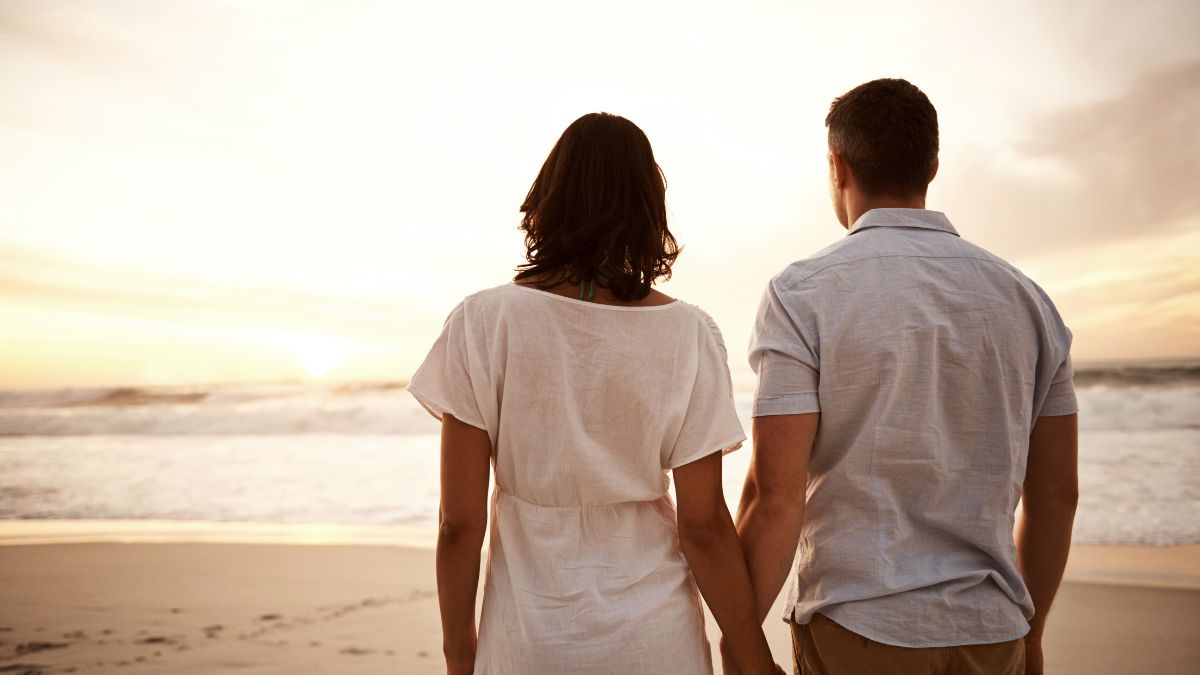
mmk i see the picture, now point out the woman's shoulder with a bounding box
[667,298,729,347]
[431,285,519,328]
[458,283,720,334]
[664,295,713,324]
[454,283,526,310]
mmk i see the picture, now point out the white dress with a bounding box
[408,283,745,675]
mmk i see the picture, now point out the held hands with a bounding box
[722,660,786,675]
[720,636,786,675]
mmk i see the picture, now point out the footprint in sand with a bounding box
[0,663,49,674]
[14,641,70,656]
[339,647,374,656]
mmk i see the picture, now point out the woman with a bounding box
[408,112,777,674]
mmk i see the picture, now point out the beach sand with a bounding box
[1,542,1197,674]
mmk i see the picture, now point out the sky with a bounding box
[1,0,1198,388]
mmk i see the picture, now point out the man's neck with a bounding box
[845,194,927,229]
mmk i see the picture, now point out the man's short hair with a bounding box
[825,78,939,198]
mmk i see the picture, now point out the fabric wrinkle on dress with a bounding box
[408,283,745,675]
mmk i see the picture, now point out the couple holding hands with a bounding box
[409,78,1078,675]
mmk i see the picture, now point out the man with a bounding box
[729,79,1079,675]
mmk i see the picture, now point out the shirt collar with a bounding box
[847,208,959,237]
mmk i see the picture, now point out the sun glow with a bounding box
[275,334,358,380]
[0,1,1197,388]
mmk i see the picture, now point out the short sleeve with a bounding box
[406,303,487,430]
[664,314,746,469]
[748,278,821,417]
[1034,292,1079,418]
[1039,353,1079,417]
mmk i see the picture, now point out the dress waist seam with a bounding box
[494,485,670,510]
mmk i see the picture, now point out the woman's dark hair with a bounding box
[514,112,679,301]
[825,78,939,198]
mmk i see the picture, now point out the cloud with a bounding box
[1023,60,1200,235]
[939,60,1200,257]
[0,1,152,71]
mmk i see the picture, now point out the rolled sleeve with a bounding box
[753,391,821,417]
[1039,353,1079,417]
[748,279,821,417]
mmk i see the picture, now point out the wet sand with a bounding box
[0,543,1197,674]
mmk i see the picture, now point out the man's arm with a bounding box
[436,414,492,675]
[736,413,819,623]
[1015,413,1079,675]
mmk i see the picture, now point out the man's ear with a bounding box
[830,151,850,189]
[928,156,940,183]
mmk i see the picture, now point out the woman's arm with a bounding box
[436,414,492,675]
[674,452,777,675]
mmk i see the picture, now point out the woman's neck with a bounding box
[514,274,675,307]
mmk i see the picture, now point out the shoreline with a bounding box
[2,519,1198,590]
[0,519,437,549]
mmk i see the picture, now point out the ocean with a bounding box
[1,364,1197,546]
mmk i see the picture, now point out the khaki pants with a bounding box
[791,614,1025,675]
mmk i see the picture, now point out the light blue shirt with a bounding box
[749,208,1077,647]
